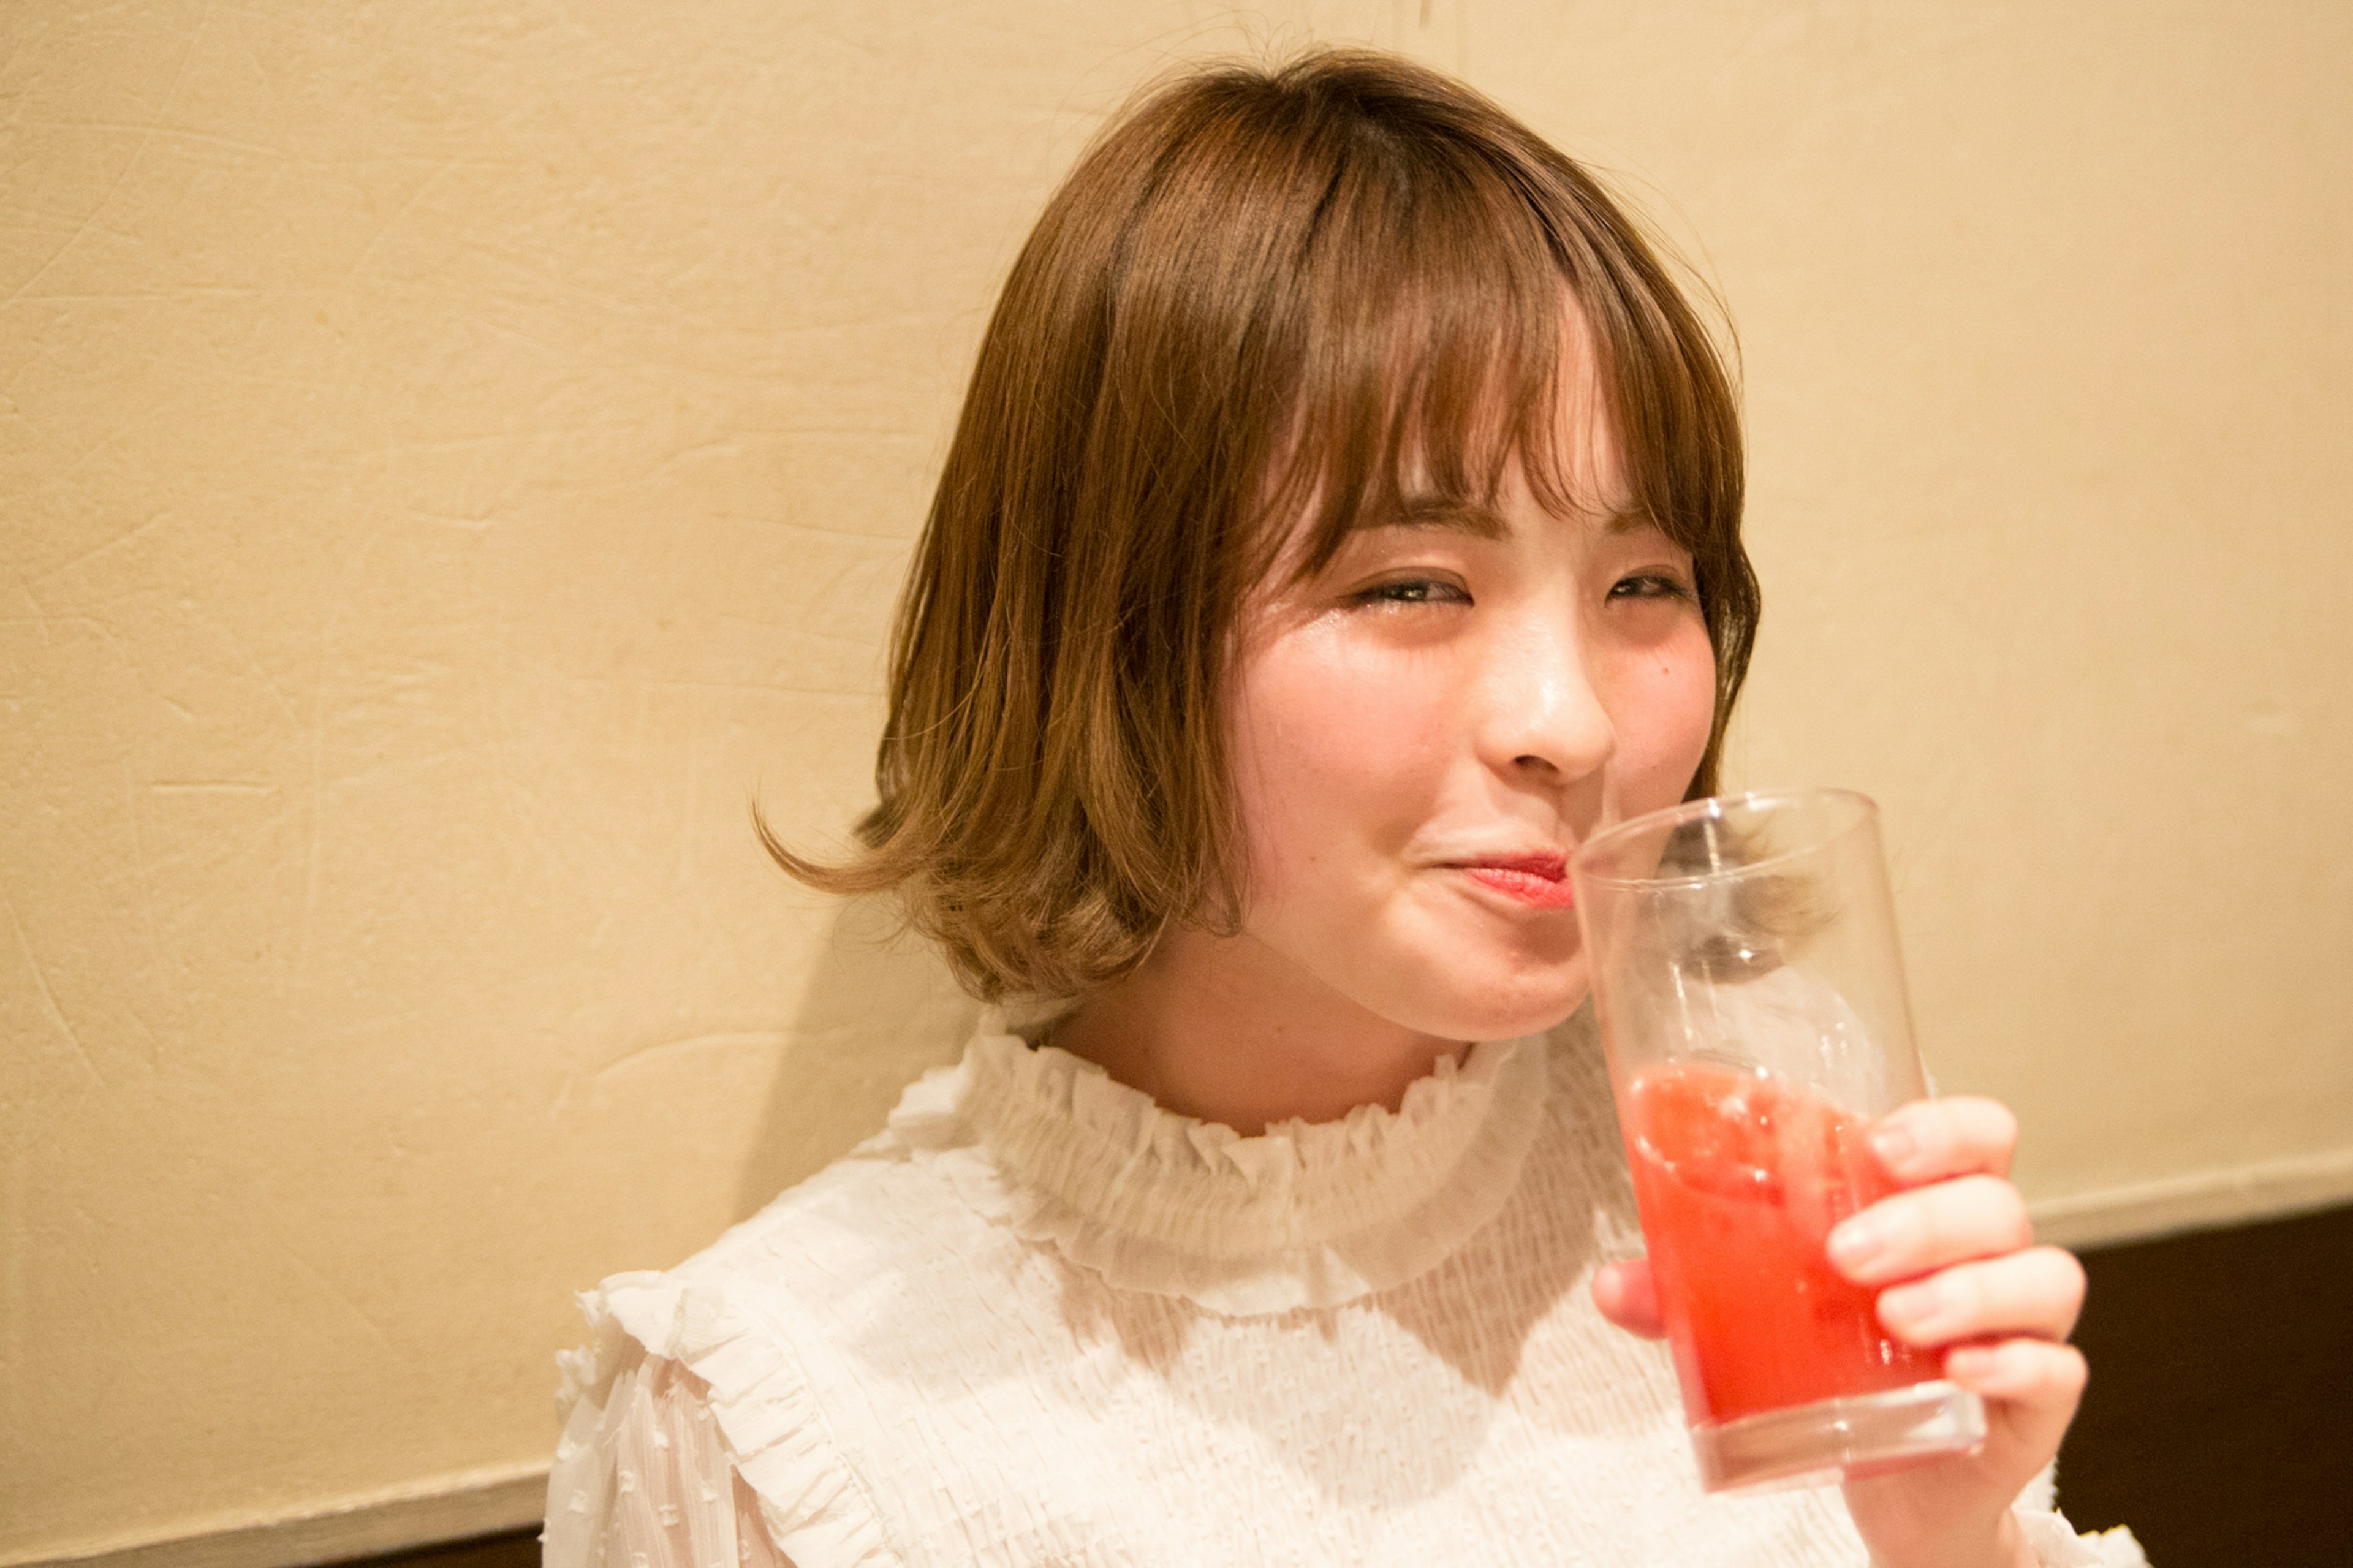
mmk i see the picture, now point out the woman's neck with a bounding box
[1047,925,1468,1135]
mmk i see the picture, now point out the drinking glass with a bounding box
[1569,787,1987,1492]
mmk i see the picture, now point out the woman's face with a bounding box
[1226,379,1719,1045]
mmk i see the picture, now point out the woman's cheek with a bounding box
[1232,634,1450,889]
[1613,626,1718,803]
[1229,638,1368,876]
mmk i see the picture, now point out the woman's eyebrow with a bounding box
[1371,497,1511,539]
[1364,497,1652,537]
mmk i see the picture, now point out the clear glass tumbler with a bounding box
[1569,787,1987,1492]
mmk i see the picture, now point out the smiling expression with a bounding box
[1221,365,1721,1047]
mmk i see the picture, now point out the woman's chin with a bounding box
[1386,963,1590,1045]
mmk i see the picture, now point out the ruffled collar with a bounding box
[886,1006,1552,1317]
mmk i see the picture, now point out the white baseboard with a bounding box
[2029,1143,2353,1250]
[14,1463,548,1568]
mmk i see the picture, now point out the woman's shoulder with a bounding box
[556,1181,931,1568]
[559,1078,1034,1567]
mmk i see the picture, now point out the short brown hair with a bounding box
[765,49,1758,1001]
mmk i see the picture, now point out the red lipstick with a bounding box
[1459,855,1575,910]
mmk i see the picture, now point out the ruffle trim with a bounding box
[2017,1512,2151,1567]
[885,1008,1552,1317]
[585,1272,902,1568]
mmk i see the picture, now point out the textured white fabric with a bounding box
[892,1009,1553,1316]
[544,1335,787,1568]
[547,1006,2147,1568]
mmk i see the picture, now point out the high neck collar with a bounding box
[887,1006,1556,1316]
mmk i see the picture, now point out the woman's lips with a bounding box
[1458,860,1576,910]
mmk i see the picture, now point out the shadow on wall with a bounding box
[732,893,978,1220]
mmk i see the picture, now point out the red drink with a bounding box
[1623,1059,1939,1426]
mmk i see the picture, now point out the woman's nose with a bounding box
[1479,615,1617,784]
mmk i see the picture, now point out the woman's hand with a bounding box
[1591,1095,2086,1568]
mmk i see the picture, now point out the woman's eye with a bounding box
[1608,572,1694,602]
[1357,577,1470,607]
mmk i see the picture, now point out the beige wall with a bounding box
[4,1,2347,1560]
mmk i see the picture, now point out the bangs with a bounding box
[1246,102,1742,588]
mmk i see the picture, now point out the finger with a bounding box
[1947,1338,2088,1459]
[1875,1246,2087,1346]
[1868,1096,2019,1185]
[1827,1173,2033,1284]
[1590,1257,1667,1339]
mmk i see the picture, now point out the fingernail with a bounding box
[1826,1216,1884,1271]
[1879,1278,1950,1335]
[1870,1123,1918,1173]
[1946,1345,2000,1383]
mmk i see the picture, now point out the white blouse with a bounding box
[544,1007,2146,1567]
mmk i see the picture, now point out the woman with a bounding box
[544,50,2142,1567]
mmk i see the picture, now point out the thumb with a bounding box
[1591,1256,1667,1339]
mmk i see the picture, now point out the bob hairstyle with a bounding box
[767,49,1759,1002]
